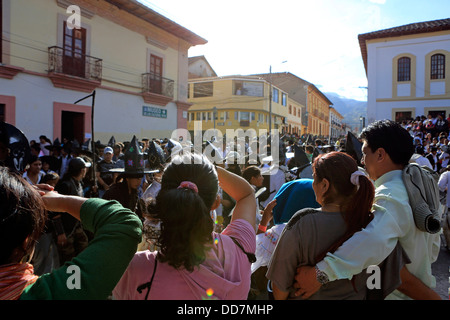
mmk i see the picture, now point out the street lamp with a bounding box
[359,116,366,131]
[268,61,287,133]
[213,106,217,138]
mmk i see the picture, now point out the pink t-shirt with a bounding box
[113,219,256,300]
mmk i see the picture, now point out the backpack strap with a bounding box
[229,236,256,263]
[136,257,158,300]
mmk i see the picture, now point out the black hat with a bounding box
[78,138,95,159]
[110,136,158,176]
[62,141,72,154]
[312,146,321,162]
[68,157,92,171]
[82,138,91,151]
[95,140,106,149]
[292,144,311,170]
[0,121,31,173]
[164,138,182,161]
[147,140,165,170]
[108,136,116,147]
[345,131,363,166]
[45,138,62,151]
[203,140,223,163]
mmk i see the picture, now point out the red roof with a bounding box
[358,18,450,74]
[104,0,207,46]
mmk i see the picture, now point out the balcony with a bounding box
[141,72,174,106]
[48,46,102,92]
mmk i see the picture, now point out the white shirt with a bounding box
[410,154,433,170]
[438,170,450,208]
[439,151,450,169]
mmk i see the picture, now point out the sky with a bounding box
[138,0,450,102]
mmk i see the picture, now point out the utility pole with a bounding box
[269,65,272,133]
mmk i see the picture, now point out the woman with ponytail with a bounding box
[267,151,409,299]
[113,152,257,300]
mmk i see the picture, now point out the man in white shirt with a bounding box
[293,120,441,300]
[410,146,432,170]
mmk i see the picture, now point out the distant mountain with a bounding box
[324,92,367,130]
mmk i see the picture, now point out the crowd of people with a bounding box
[0,117,448,300]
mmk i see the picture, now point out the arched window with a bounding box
[397,57,411,81]
[431,54,445,79]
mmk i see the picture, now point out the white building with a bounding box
[0,0,206,145]
[358,18,450,124]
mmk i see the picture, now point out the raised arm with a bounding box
[215,165,256,228]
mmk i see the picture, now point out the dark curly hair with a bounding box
[155,153,218,272]
[0,167,47,264]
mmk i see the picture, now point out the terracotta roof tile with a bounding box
[358,18,450,74]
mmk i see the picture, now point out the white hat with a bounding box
[104,146,113,154]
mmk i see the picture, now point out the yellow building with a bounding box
[287,98,304,136]
[187,75,288,137]
[329,106,345,141]
[0,0,206,143]
[306,84,333,139]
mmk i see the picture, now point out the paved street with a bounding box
[432,241,450,300]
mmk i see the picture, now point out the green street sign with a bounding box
[143,106,167,118]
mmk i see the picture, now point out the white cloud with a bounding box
[368,0,386,4]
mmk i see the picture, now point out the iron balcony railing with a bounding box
[142,72,174,98]
[48,46,102,81]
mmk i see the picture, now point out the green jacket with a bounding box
[20,198,142,300]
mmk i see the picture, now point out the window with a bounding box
[397,57,411,82]
[259,113,264,123]
[196,112,200,120]
[193,82,213,98]
[235,111,239,120]
[431,54,445,79]
[251,112,255,121]
[240,112,250,127]
[272,88,279,103]
[240,111,250,121]
[149,54,163,94]
[233,80,263,96]
[0,104,5,122]
[289,105,292,114]
[282,93,287,106]
[395,111,412,122]
[63,22,87,78]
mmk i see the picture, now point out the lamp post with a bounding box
[268,61,287,134]
[213,106,217,139]
[359,115,366,131]
[74,90,96,188]
[269,65,272,133]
